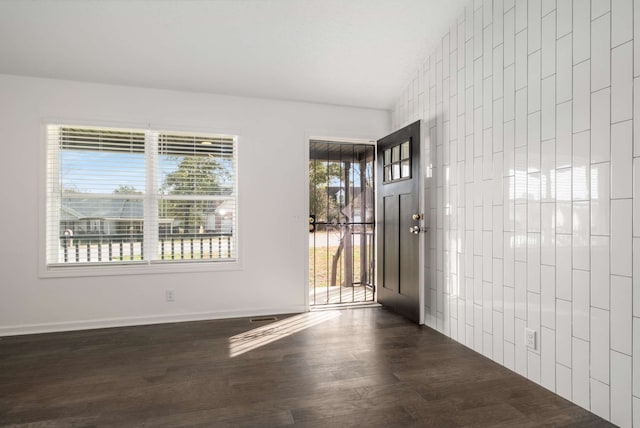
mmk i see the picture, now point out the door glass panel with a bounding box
[401,160,410,178]
[392,163,400,180]
[384,148,391,165]
[383,140,412,183]
[401,141,410,159]
[392,145,400,163]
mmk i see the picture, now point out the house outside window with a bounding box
[46,125,238,268]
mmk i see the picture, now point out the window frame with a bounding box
[382,140,411,183]
[39,120,242,278]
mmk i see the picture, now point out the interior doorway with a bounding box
[308,140,376,306]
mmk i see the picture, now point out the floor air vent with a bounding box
[249,316,277,323]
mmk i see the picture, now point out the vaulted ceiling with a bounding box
[0,0,466,110]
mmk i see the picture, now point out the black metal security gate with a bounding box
[309,141,375,305]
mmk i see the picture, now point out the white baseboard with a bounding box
[0,305,307,336]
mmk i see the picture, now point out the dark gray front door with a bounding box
[377,121,421,323]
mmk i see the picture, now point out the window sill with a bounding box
[39,259,242,279]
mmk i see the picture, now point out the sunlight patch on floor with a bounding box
[229,311,341,358]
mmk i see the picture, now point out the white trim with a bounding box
[0,305,307,337]
[145,131,159,261]
[45,125,61,266]
[308,135,377,144]
[303,135,310,311]
[40,116,244,139]
[231,134,241,272]
[38,122,48,277]
[418,119,426,325]
[39,258,242,279]
[38,117,242,277]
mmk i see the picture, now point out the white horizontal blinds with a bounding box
[46,125,62,264]
[47,125,146,264]
[46,124,238,266]
[157,132,237,261]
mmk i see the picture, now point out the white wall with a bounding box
[0,74,389,335]
[393,0,639,426]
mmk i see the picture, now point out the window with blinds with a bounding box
[46,125,237,267]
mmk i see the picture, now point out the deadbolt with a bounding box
[412,213,422,221]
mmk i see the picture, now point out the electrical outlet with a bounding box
[525,328,536,350]
[165,289,175,302]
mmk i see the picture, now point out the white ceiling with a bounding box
[0,0,466,110]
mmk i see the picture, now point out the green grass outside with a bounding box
[310,246,371,287]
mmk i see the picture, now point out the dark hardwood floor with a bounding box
[0,307,612,427]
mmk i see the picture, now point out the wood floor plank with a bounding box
[0,308,613,427]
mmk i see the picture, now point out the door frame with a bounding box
[417,120,427,325]
[303,125,428,321]
[304,134,377,311]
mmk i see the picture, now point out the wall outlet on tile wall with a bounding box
[525,328,536,350]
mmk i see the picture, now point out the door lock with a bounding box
[409,225,428,234]
[412,213,422,221]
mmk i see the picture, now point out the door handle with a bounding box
[408,225,428,234]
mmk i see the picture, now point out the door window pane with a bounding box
[392,145,400,163]
[401,141,410,159]
[392,163,400,180]
[401,160,410,178]
[383,140,412,183]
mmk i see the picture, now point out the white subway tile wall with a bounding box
[541,325,556,390]
[572,337,591,409]
[391,0,637,425]
[591,378,611,420]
